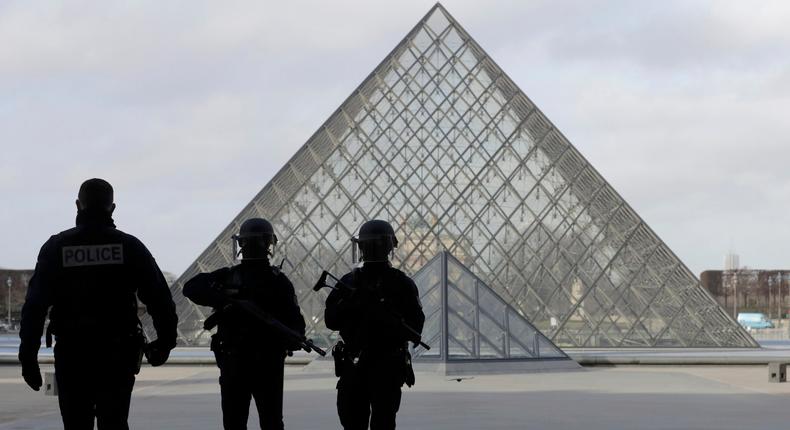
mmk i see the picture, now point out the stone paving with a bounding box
[2,364,790,429]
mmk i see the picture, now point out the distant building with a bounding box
[724,253,740,271]
[0,269,34,327]
[701,270,790,319]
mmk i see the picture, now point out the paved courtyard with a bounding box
[1,363,790,429]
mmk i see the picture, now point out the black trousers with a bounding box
[216,349,286,430]
[54,341,138,430]
[337,367,402,430]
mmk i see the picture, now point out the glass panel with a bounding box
[537,336,566,358]
[479,313,506,358]
[447,313,475,358]
[507,310,537,358]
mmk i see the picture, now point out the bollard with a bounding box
[768,362,786,383]
[44,371,58,396]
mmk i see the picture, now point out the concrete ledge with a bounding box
[0,348,313,366]
[567,348,790,365]
[6,347,790,366]
[415,358,582,375]
[301,354,582,375]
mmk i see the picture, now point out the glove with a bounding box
[287,340,306,354]
[19,344,42,391]
[21,360,42,391]
[145,338,175,367]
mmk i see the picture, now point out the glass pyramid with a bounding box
[413,250,570,362]
[149,3,757,348]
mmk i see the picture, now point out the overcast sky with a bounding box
[2,0,790,277]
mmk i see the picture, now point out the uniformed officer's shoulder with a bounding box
[187,266,232,288]
[113,229,148,249]
[52,226,80,242]
[111,231,161,264]
[269,265,294,285]
[38,232,65,253]
[389,267,414,282]
[210,266,232,276]
[390,267,418,289]
[339,270,357,284]
[42,226,83,252]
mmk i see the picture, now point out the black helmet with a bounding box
[353,219,398,263]
[235,218,277,242]
[358,220,398,246]
[233,218,278,260]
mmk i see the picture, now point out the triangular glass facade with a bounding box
[413,251,569,361]
[150,4,757,348]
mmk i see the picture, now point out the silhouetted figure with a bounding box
[183,218,306,430]
[18,178,178,430]
[325,220,425,430]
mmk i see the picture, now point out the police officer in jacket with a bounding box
[19,178,178,430]
[325,220,425,430]
[183,218,306,430]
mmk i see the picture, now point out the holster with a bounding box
[132,328,147,375]
[210,333,232,371]
[402,349,415,387]
[210,333,225,354]
[332,341,347,377]
[332,340,364,378]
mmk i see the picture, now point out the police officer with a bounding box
[183,218,306,430]
[19,178,178,430]
[325,219,425,430]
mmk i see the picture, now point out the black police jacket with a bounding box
[19,210,178,357]
[325,263,425,356]
[183,259,306,352]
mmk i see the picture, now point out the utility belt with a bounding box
[48,325,147,375]
[210,333,286,358]
[210,333,287,378]
[332,340,415,387]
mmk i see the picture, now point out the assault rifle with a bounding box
[313,270,430,351]
[204,299,326,356]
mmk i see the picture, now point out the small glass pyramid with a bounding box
[413,251,569,362]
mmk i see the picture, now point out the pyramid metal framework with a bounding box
[412,251,571,363]
[153,3,757,348]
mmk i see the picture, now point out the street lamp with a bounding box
[5,276,11,327]
[733,271,738,318]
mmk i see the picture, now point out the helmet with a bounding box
[232,218,278,260]
[353,219,398,263]
[358,220,398,244]
[235,218,277,242]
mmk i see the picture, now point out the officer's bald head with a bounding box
[77,178,115,212]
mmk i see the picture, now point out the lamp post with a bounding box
[771,273,774,321]
[783,271,787,324]
[733,271,738,318]
[5,276,11,327]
